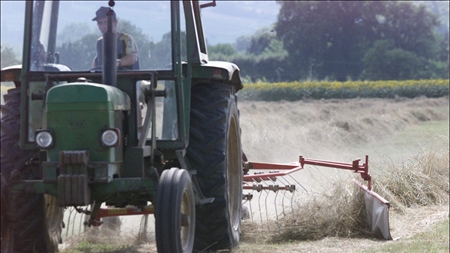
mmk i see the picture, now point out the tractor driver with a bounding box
[92,6,140,70]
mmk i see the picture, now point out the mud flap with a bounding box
[354,179,392,240]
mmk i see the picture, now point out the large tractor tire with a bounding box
[1,87,63,253]
[187,83,243,251]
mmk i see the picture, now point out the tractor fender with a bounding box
[1,64,71,87]
[1,65,22,87]
[191,61,244,91]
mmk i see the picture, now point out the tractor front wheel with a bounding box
[155,168,195,253]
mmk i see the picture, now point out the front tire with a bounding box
[187,83,243,251]
[155,168,195,253]
[1,88,63,253]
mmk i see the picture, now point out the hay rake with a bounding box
[242,155,392,240]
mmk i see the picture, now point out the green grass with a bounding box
[365,120,449,161]
[358,219,449,253]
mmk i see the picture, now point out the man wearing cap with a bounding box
[92,6,140,70]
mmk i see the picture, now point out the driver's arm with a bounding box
[117,52,138,67]
[92,56,98,68]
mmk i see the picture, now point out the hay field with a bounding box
[236,96,449,253]
[1,83,448,252]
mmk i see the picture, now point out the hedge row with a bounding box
[238,79,449,101]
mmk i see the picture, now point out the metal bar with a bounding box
[242,184,295,192]
[353,179,390,206]
[299,155,367,171]
[246,161,300,170]
[95,206,155,220]
[244,164,303,181]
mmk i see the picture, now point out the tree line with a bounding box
[220,1,448,82]
[2,1,448,82]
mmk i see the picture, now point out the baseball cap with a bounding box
[92,6,116,21]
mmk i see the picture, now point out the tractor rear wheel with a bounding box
[187,83,243,251]
[155,168,195,253]
[1,87,63,253]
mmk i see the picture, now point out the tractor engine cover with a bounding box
[41,83,131,206]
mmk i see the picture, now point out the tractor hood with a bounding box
[46,83,131,111]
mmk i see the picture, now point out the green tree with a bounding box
[380,2,440,59]
[207,26,288,82]
[57,22,93,46]
[56,33,98,70]
[1,46,21,69]
[361,40,425,80]
[275,1,447,81]
[209,43,238,59]
[247,27,276,55]
[234,35,251,52]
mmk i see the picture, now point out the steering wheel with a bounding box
[89,66,103,72]
[89,66,130,72]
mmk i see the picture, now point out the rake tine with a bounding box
[274,190,279,220]
[290,189,295,215]
[71,209,77,236]
[242,196,252,221]
[287,174,308,194]
[258,188,263,223]
[79,211,84,235]
[262,179,274,222]
[83,205,90,233]
[65,208,73,237]
[138,214,149,241]
[264,189,270,222]
[248,192,254,222]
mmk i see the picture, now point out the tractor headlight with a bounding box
[35,130,54,148]
[101,128,120,147]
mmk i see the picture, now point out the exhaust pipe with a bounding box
[102,8,117,87]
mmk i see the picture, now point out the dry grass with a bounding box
[374,145,449,213]
[268,183,372,242]
[60,216,157,252]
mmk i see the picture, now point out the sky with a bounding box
[1,1,280,56]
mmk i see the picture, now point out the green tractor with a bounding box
[1,0,243,252]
